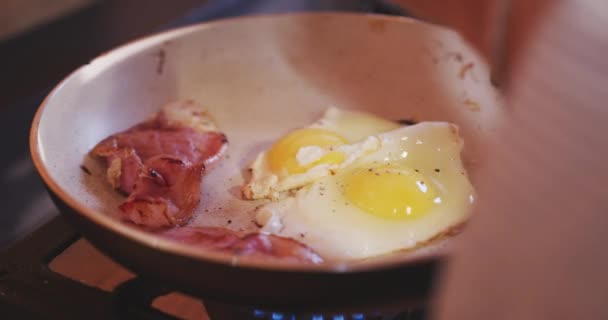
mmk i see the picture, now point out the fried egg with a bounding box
[243,107,400,199]
[255,122,475,260]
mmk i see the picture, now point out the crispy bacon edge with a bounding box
[162,226,323,264]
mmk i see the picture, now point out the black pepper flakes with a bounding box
[227,219,232,224]
[435,168,441,173]
[415,169,420,172]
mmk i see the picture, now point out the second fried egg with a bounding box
[255,122,475,260]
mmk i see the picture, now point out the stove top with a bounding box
[0,215,427,319]
[0,1,426,318]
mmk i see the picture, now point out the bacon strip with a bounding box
[89,101,323,263]
[90,100,227,228]
[119,156,205,228]
[162,227,323,264]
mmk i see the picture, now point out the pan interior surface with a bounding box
[33,13,503,272]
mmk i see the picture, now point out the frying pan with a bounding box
[30,13,502,308]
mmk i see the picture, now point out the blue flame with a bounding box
[271,312,285,320]
[253,309,266,318]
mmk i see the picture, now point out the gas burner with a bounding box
[0,216,426,319]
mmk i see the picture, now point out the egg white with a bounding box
[256,122,475,260]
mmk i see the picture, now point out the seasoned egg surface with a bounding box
[255,122,475,260]
[243,107,400,199]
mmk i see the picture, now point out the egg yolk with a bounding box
[343,165,439,220]
[268,128,347,174]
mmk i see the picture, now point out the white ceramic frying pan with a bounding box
[30,13,502,308]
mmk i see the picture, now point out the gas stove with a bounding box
[0,215,427,319]
[0,1,429,318]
